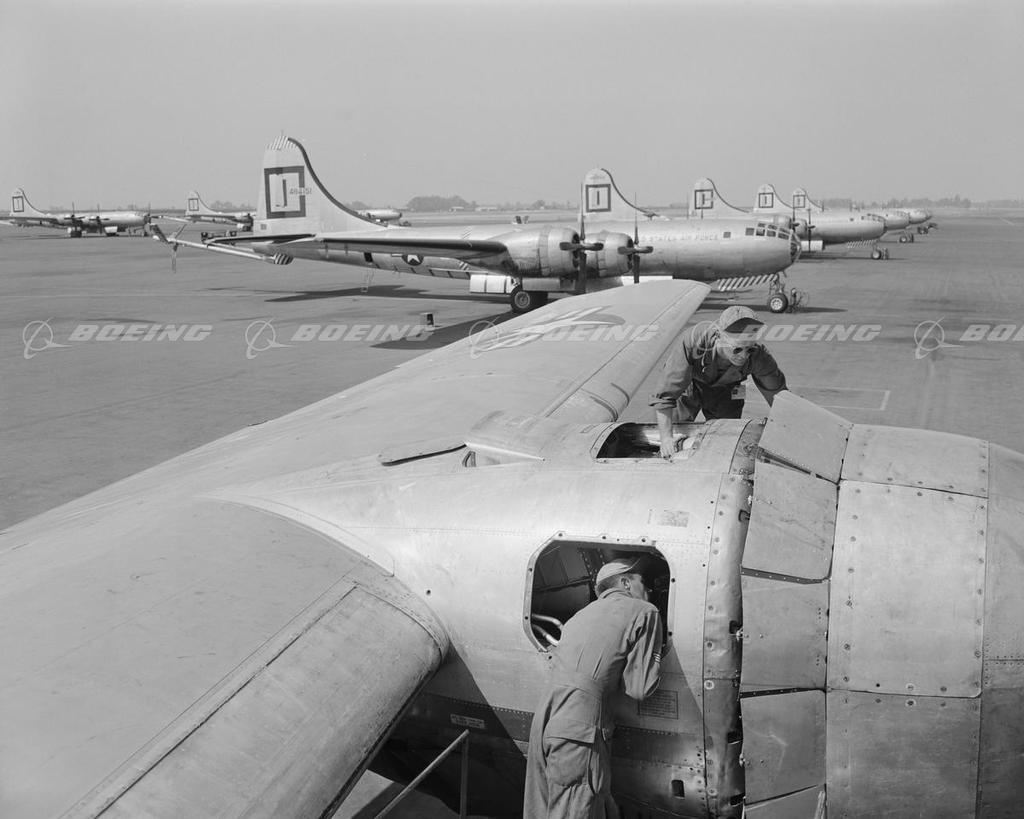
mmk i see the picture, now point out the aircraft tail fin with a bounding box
[753,183,790,213]
[791,187,823,212]
[186,190,219,217]
[255,137,384,235]
[11,188,46,217]
[688,178,750,219]
[582,168,659,223]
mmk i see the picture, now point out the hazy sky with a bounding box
[2,0,1021,209]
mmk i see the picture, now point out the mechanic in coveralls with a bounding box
[523,556,663,819]
[652,305,787,459]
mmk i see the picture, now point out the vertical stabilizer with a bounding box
[582,168,658,223]
[688,178,749,219]
[10,188,46,217]
[753,184,791,214]
[186,190,214,217]
[254,137,384,235]
[791,188,823,213]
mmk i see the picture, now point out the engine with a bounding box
[587,230,635,278]
[492,226,579,278]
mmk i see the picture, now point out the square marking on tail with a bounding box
[758,192,774,209]
[264,166,308,219]
[187,197,200,213]
[792,192,807,209]
[585,183,611,212]
[12,195,24,213]
[693,188,714,210]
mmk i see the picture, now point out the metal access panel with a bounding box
[743,786,824,819]
[828,482,986,697]
[841,424,989,496]
[757,391,851,482]
[744,462,837,580]
[740,575,828,691]
[741,691,825,803]
[826,691,980,819]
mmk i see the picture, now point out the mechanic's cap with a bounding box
[596,556,647,585]
[718,305,764,333]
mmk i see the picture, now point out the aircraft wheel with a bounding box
[767,292,789,314]
[510,287,547,314]
[899,235,909,244]
[871,249,883,260]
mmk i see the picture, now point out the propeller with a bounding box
[559,185,604,295]
[625,196,653,283]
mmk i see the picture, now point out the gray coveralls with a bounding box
[523,588,663,819]
[650,324,787,421]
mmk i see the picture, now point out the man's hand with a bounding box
[655,408,677,460]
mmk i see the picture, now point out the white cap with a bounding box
[595,556,646,585]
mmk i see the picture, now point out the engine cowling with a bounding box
[588,230,634,278]
[492,226,579,278]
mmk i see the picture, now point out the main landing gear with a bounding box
[870,246,891,261]
[898,232,916,244]
[510,286,549,314]
[766,273,807,313]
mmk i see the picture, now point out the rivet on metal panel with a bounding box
[843,676,849,682]
[941,686,947,692]
[843,643,850,650]
[906,684,914,691]
[852,514,859,519]
[940,701,947,707]
[704,680,715,690]
[907,699,916,706]
[850,536,857,542]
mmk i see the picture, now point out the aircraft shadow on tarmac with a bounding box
[372,314,517,351]
[259,284,498,305]
[704,295,847,316]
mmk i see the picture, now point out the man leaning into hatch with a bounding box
[524,556,663,819]
[652,305,787,459]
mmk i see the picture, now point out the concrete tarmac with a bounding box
[2,212,1023,815]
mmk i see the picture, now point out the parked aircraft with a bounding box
[750,184,889,259]
[3,281,1021,819]
[177,190,254,232]
[358,206,403,223]
[6,188,151,237]
[151,136,797,313]
[583,169,799,313]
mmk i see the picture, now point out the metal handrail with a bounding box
[375,729,470,818]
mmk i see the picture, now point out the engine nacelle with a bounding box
[588,230,634,278]
[491,226,578,278]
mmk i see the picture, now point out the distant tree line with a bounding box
[403,195,574,212]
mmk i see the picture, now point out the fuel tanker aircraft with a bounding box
[3,281,1022,819]
[152,137,796,313]
[6,187,152,237]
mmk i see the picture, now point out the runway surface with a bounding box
[2,212,1022,815]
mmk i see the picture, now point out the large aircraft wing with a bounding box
[1,280,709,818]
[155,226,513,264]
